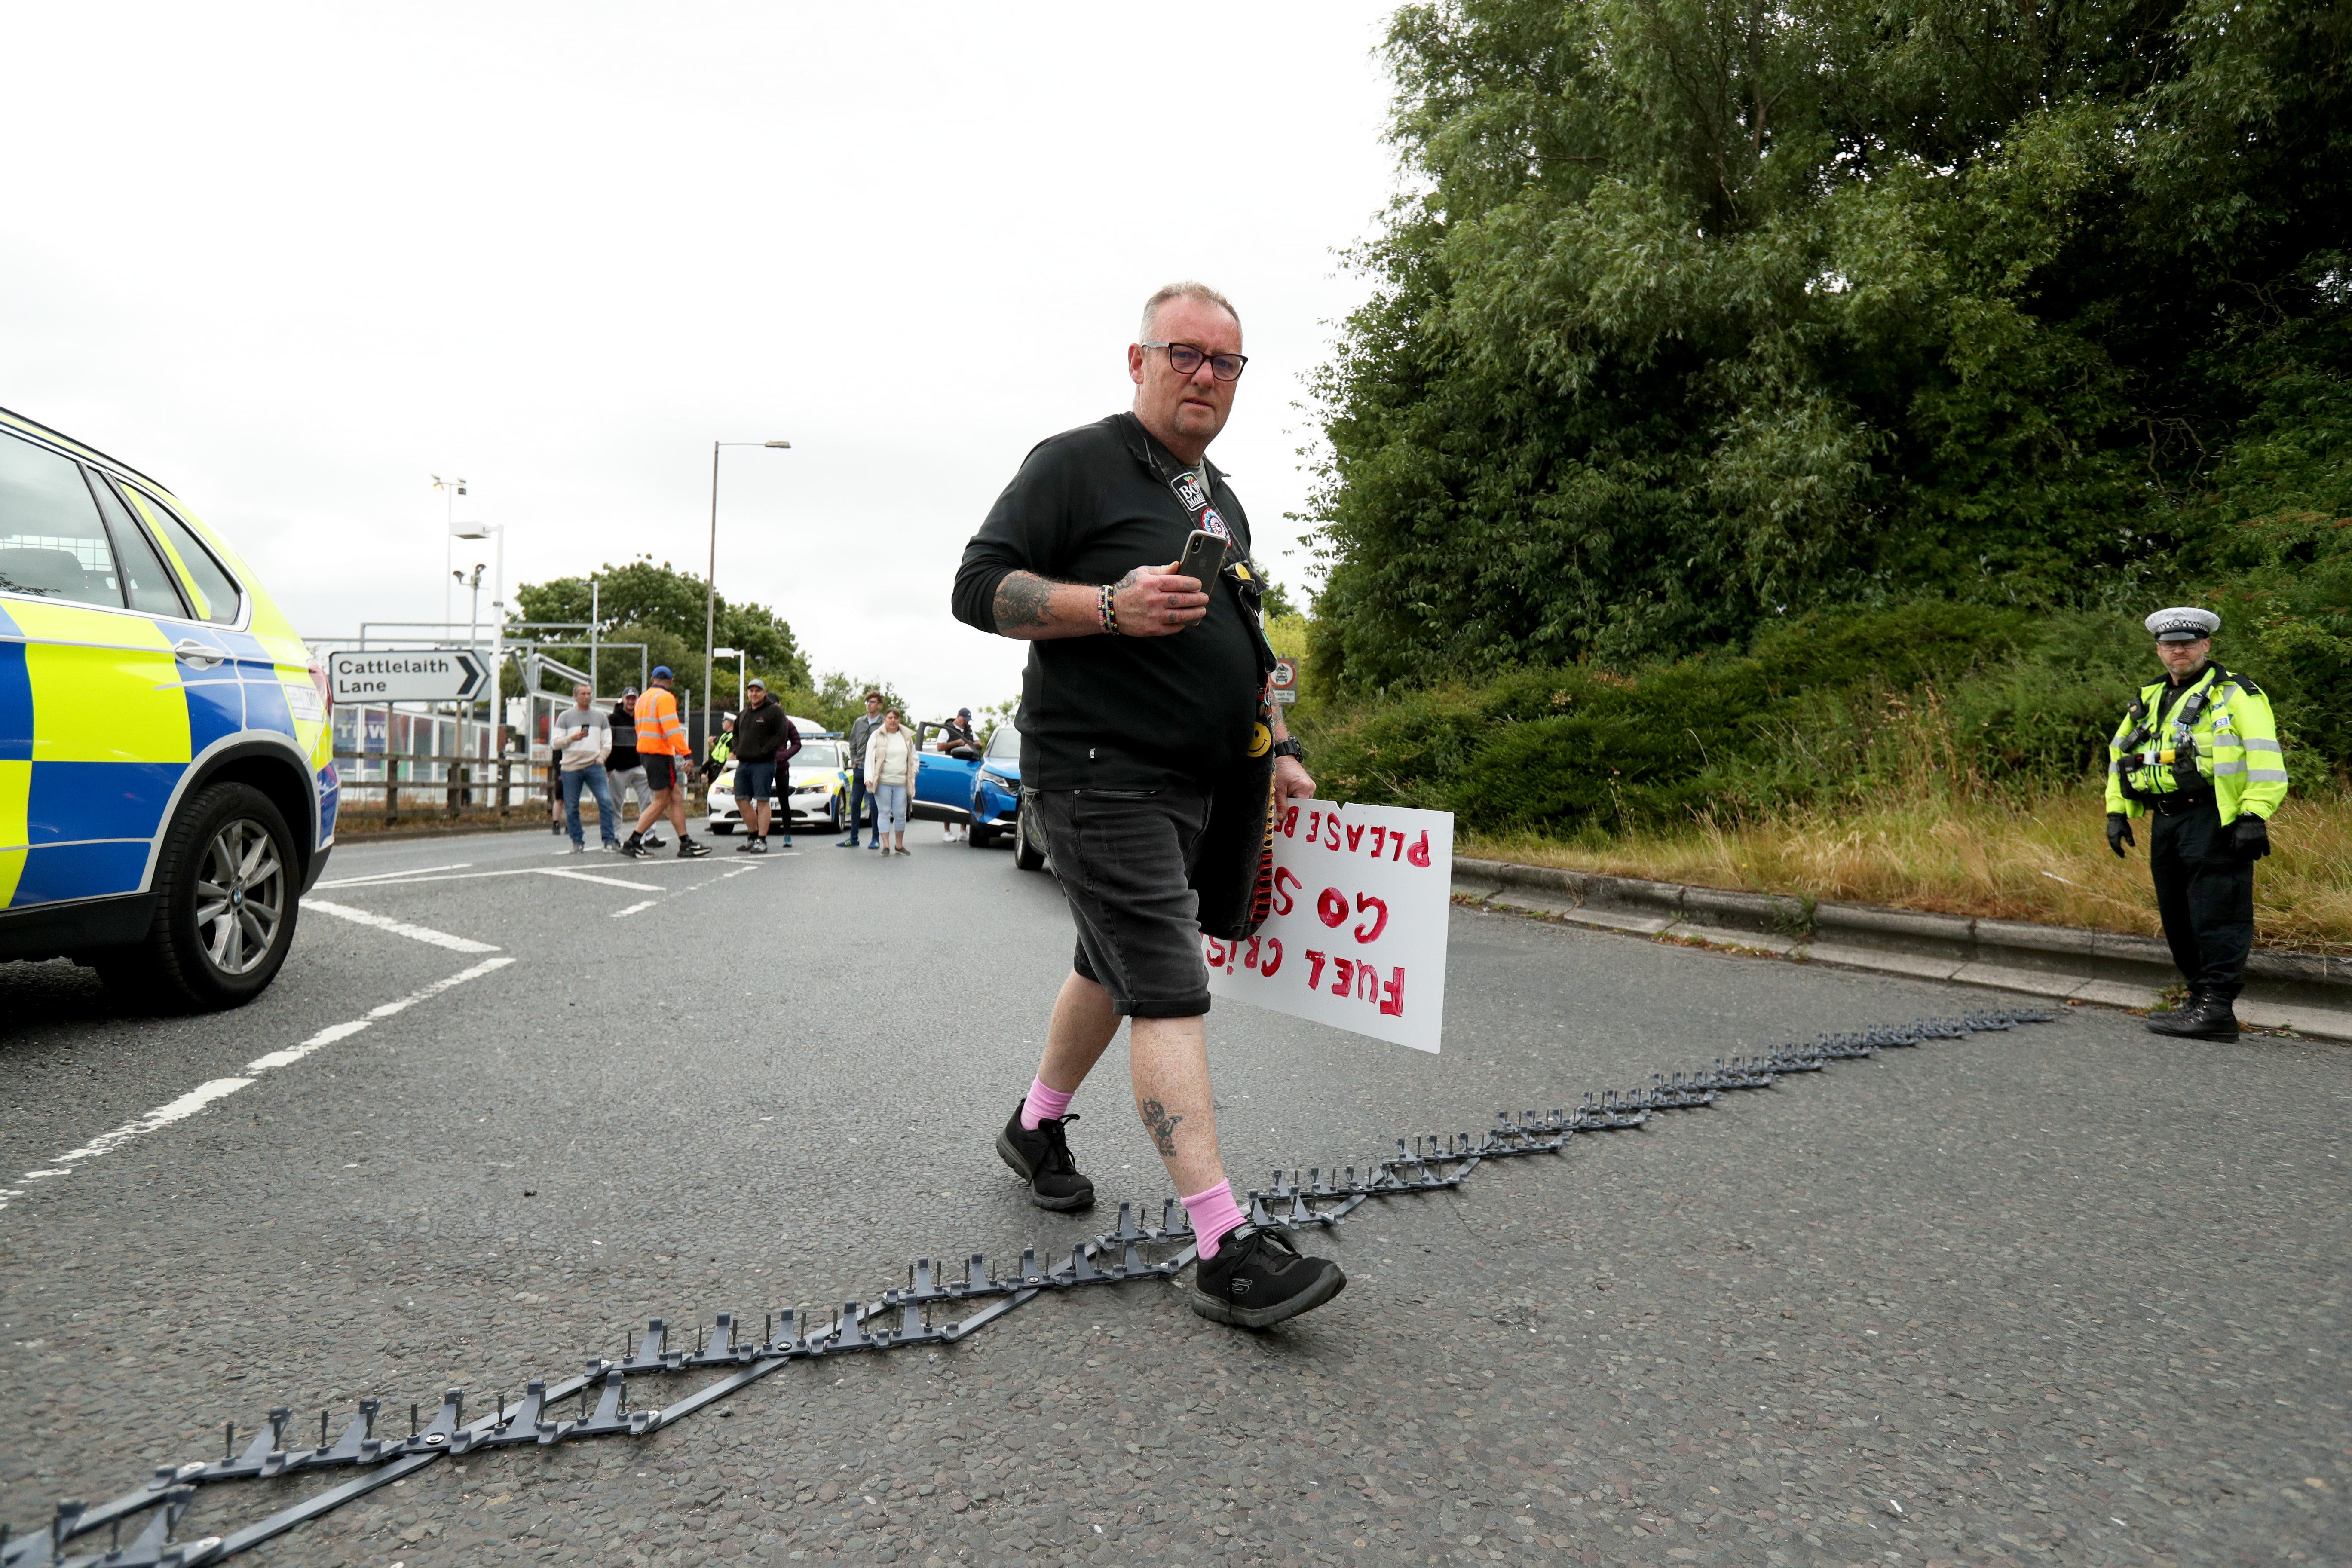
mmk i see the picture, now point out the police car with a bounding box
[0,406,337,1009]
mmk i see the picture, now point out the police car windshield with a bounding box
[793,741,841,769]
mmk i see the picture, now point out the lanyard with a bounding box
[1147,447,1278,678]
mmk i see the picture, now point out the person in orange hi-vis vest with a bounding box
[620,667,713,859]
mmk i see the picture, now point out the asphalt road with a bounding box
[0,820,2344,1568]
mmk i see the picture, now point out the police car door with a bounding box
[0,424,206,912]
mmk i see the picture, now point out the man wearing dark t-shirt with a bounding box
[952,281,1339,1329]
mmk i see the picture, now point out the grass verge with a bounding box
[1461,784,2352,955]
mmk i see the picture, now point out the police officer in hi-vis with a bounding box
[2105,607,2289,1040]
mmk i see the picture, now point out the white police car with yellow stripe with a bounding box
[0,405,337,1009]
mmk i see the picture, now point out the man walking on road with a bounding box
[607,688,662,850]
[554,683,622,853]
[951,280,1339,1329]
[731,678,802,855]
[2105,607,2289,1040]
[837,691,886,851]
[621,667,712,859]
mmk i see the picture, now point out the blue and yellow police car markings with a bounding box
[0,601,32,760]
[4,601,196,906]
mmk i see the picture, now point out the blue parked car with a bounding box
[965,723,1042,866]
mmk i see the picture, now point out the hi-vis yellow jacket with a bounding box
[2104,663,2288,825]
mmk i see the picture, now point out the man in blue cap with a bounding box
[2105,607,2289,1039]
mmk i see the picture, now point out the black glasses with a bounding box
[1141,341,1249,382]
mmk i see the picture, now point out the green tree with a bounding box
[510,556,810,706]
[1308,0,2352,694]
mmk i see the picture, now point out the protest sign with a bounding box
[1204,800,1453,1053]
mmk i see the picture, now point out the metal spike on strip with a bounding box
[4,1009,2066,1564]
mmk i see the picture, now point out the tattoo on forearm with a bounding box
[994,571,1056,630]
[1139,1098,1185,1156]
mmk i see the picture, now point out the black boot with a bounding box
[2146,992,2241,1040]
[2144,989,2196,1026]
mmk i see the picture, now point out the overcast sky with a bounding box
[3,2,1403,721]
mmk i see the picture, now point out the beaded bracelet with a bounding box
[1099,583,1122,636]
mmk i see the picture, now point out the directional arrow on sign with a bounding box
[326,649,490,704]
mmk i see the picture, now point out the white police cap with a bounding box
[2145,606,2220,642]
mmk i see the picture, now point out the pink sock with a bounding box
[1182,1179,1247,1260]
[1019,1076,1074,1131]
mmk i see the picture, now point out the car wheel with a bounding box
[1012,805,1046,872]
[106,782,300,1012]
[829,798,844,833]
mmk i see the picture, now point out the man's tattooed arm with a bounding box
[1139,1098,1185,1157]
[993,570,1056,629]
[990,571,1101,641]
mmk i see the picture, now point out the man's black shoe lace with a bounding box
[1035,1114,1081,1174]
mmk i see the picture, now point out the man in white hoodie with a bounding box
[554,683,622,853]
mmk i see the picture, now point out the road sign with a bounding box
[1270,655,1302,706]
[327,649,489,704]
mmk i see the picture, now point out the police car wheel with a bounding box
[129,782,300,1011]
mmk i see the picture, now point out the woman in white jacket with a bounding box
[864,709,920,856]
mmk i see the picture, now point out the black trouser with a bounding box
[2147,800,2256,1001]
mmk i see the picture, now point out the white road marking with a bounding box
[311,865,683,891]
[538,868,663,891]
[0,956,516,1214]
[611,861,760,918]
[312,862,475,888]
[302,900,502,952]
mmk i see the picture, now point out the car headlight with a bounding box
[980,769,1013,789]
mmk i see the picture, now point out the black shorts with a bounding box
[646,755,680,792]
[1029,787,1213,1019]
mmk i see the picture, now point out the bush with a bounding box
[1297,599,2344,836]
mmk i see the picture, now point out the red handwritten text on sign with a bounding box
[1206,800,1452,1054]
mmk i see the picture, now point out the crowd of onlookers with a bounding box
[543,681,988,860]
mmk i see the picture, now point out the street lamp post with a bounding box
[432,474,467,629]
[453,520,506,755]
[714,645,747,710]
[705,439,792,762]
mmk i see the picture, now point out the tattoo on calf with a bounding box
[1139,1098,1185,1156]
[995,571,1056,629]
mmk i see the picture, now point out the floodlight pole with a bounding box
[704,439,791,766]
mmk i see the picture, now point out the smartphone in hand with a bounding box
[1175,528,1227,594]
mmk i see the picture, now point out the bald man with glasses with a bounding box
[952,281,1338,1330]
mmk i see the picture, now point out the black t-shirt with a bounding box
[952,414,1262,791]
[608,700,640,770]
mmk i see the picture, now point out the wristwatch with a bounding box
[1271,738,1305,763]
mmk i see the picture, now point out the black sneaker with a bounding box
[748,837,769,854]
[995,1106,1095,1211]
[735,836,759,853]
[1188,1225,1346,1329]
[621,834,650,859]
[677,836,713,859]
[643,832,667,849]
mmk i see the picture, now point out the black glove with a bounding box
[2106,813,2135,856]
[2233,814,2272,860]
